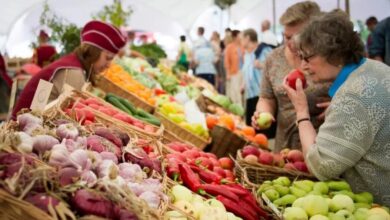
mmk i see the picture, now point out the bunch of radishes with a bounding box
[1,112,166,219]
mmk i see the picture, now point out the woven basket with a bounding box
[235,150,316,186]
[209,125,247,158]
[55,91,163,139]
[95,75,155,113]
[154,111,210,150]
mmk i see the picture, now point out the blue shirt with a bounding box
[328,58,367,97]
[194,45,216,75]
[242,46,272,99]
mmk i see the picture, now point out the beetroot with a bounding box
[25,193,60,213]
[94,127,123,148]
[72,189,115,218]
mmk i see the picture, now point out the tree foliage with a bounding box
[93,0,133,28]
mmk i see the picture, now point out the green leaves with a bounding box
[93,0,133,28]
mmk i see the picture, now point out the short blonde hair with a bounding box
[280,1,320,26]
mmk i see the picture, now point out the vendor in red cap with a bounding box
[32,30,58,67]
[12,20,126,118]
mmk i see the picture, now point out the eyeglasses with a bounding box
[298,52,317,62]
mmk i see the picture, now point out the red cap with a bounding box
[39,30,49,40]
[81,20,126,54]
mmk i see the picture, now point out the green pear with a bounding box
[264,189,280,201]
[354,203,371,210]
[310,215,330,220]
[290,186,308,198]
[257,184,274,194]
[327,181,351,191]
[273,176,291,187]
[294,180,314,192]
[353,192,374,204]
[353,208,369,220]
[308,191,322,196]
[274,184,290,196]
[172,185,193,202]
[335,210,355,220]
[263,180,273,185]
[301,195,329,217]
[284,207,309,220]
[330,195,355,213]
[293,197,305,208]
[328,212,345,220]
[273,194,297,207]
[313,182,329,195]
[330,190,356,201]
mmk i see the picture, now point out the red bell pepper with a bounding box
[216,195,257,220]
[199,184,239,202]
[198,169,222,184]
[167,166,180,181]
[178,163,201,191]
[154,88,166,96]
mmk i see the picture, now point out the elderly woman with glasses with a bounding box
[284,10,390,206]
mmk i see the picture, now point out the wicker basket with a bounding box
[209,125,248,158]
[154,111,210,150]
[95,75,155,113]
[55,91,163,139]
[235,150,316,186]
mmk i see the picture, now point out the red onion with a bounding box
[25,193,60,213]
[59,167,80,186]
[100,151,118,164]
[93,127,123,148]
[69,149,92,171]
[48,143,69,167]
[72,189,115,218]
[17,113,42,130]
[33,135,59,154]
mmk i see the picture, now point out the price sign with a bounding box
[30,79,53,112]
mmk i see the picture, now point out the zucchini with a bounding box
[106,96,133,115]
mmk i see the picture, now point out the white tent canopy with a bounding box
[1,0,390,58]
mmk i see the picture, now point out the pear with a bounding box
[290,186,308,198]
[274,194,297,207]
[294,180,314,192]
[353,192,374,204]
[274,184,290,196]
[354,203,371,210]
[264,189,280,201]
[354,208,369,220]
[273,176,291,187]
[329,194,355,213]
[284,207,309,220]
[313,182,329,195]
[257,184,274,194]
[330,190,356,201]
[328,212,345,220]
[327,181,351,191]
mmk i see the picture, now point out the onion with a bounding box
[80,170,97,187]
[59,167,80,186]
[25,193,60,213]
[56,123,79,140]
[48,143,69,167]
[100,151,118,164]
[115,208,138,220]
[72,189,115,218]
[16,132,33,153]
[69,149,92,171]
[33,135,60,154]
[139,191,160,209]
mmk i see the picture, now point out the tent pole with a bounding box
[345,0,350,16]
[272,0,276,34]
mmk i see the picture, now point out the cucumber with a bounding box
[134,114,161,126]
[118,98,137,115]
[106,96,133,115]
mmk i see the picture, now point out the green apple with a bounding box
[256,112,273,129]
[354,208,369,220]
[335,210,355,219]
[164,210,187,220]
[313,182,329,195]
[329,194,355,213]
[172,185,193,202]
[293,197,305,208]
[310,215,330,220]
[328,212,345,220]
[265,189,280,201]
[174,200,195,216]
[284,207,309,220]
[273,176,291,187]
[301,195,329,217]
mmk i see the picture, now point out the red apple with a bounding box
[244,155,259,164]
[286,69,307,90]
[287,150,304,162]
[273,154,285,168]
[209,157,220,168]
[213,167,227,178]
[293,161,309,173]
[284,162,296,171]
[224,170,235,181]
[219,157,234,170]
[195,157,213,170]
[182,150,201,160]
[258,151,274,165]
[242,145,260,158]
